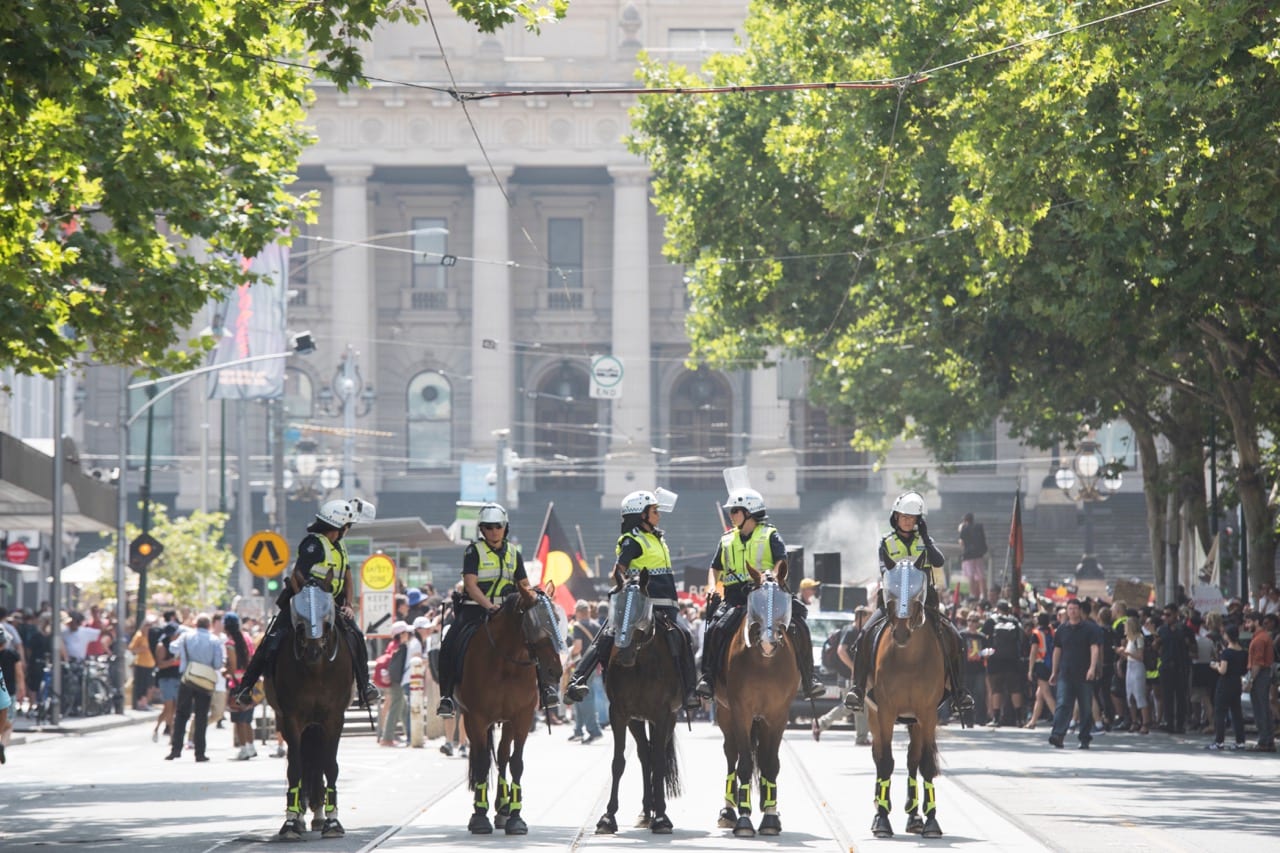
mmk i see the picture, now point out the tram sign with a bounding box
[589,354,624,399]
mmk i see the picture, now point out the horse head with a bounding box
[289,583,338,663]
[882,560,929,647]
[743,573,792,657]
[612,576,656,666]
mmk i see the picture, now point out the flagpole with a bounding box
[574,523,592,577]
[536,501,554,554]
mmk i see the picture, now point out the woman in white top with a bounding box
[1118,615,1151,734]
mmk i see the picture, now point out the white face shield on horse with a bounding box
[744,577,792,655]
[520,591,567,657]
[883,560,928,623]
[613,580,655,652]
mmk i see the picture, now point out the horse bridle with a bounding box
[483,594,539,668]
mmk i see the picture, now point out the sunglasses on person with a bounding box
[479,522,504,531]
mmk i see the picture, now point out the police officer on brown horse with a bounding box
[435,503,561,717]
[843,491,974,716]
[233,498,381,708]
[694,488,825,702]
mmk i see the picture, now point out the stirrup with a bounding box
[843,686,865,712]
[436,697,455,718]
[682,691,702,711]
[694,677,714,699]
[539,686,561,710]
[232,686,255,707]
[360,682,381,705]
[802,679,827,701]
[951,690,975,713]
[564,679,589,704]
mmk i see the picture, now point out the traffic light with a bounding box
[128,532,165,572]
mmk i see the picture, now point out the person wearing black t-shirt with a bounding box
[1048,599,1103,749]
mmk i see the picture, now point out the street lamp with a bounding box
[316,345,376,494]
[282,438,341,501]
[1055,438,1124,577]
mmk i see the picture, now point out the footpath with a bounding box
[9,705,158,747]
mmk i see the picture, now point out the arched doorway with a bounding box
[666,369,732,489]
[531,364,597,490]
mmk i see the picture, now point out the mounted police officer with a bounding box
[694,488,825,701]
[564,490,701,711]
[232,498,380,707]
[843,491,975,715]
[435,503,560,717]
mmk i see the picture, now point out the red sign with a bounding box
[5,541,30,564]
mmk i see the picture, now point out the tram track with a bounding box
[782,736,860,852]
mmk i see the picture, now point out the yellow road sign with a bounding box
[243,531,290,578]
[361,553,396,591]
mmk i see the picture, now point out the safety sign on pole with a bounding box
[589,354,624,399]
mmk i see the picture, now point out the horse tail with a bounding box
[750,717,763,788]
[301,724,326,812]
[662,723,681,799]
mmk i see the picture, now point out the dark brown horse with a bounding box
[595,574,682,835]
[265,583,353,840]
[715,570,797,837]
[865,561,946,839]
[455,586,564,835]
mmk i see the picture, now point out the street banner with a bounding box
[209,241,289,399]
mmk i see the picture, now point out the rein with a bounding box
[483,599,538,668]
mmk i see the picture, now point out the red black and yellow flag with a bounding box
[535,503,594,614]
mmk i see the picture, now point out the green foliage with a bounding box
[0,0,570,376]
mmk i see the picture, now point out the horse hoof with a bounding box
[872,813,894,838]
[651,814,673,834]
[310,816,324,831]
[922,815,943,838]
[635,813,651,829]
[733,815,756,837]
[759,814,782,836]
[468,813,493,835]
[503,815,528,835]
[278,818,305,840]
[717,807,737,828]
[321,818,345,838]
[595,814,618,834]
[495,813,507,830]
[906,814,924,834]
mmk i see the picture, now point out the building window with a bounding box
[283,369,313,421]
[128,380,175,467]
[954,422,997,472]
[802,405,866,490]
[412,217,449,290]
[547,218,583,292]
[667,369,732,489]
[407,371,451,469]
[530,365,596,490]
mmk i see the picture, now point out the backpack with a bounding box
[386,642,409,685]
[373,640,400,689]
[147,625,165,659]
[990,617,1023,663]
[821,628,852,679]
[1142,634,1159,672]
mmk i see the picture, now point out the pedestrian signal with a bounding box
[128,533,165,572]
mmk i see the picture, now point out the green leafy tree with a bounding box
[1,0,568,376]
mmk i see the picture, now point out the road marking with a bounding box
[356,770,469,853]
[783,736,859,852]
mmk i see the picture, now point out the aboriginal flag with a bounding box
[535,503,594,614]
[1007,489,1025,597]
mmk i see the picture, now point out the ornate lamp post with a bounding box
[282,438,341,502]
[316,345,376,493]
[1055,439,1123,572]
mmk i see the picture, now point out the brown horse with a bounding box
[455,586,564,835]
[265,583,354,840]
[595,575,682,835]
[714,570,797,837]
[865,561,946,839]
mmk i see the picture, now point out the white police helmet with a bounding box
[316,499,356,528]
[891,492,926,518]
[477,503,508,527]
[621,490,658,516]
[723,488,766,517]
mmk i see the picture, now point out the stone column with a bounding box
[745,359,800,509]
[326,165,374,494]
[468,165,514,453]
[602,165,656,505]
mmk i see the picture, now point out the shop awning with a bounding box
[356,517,456,548]
[0,432,118,533]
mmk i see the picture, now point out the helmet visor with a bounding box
[654,487,678,513]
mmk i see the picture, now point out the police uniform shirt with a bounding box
[294,533,327,576]
[617,530,678,603]
[878,530,945,572]
[461,541,528,598]
[710,525,786,606]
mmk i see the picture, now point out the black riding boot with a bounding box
[535,662,561,711]
[346,623,380,706]
[694,617,720,699]
[789,616,826,700]
[936,616,975,715]
[565,632,613,704]
[435,632,458,717]
[843,610,884,711]
[233,619,281,706]
[666,623,701,710]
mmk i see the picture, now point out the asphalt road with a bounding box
[2,711,1276,852]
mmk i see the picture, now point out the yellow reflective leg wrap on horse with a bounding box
[325,786,337,815]
[287,783,303,815]
[761,778,778,811]
[497,778,510,811]
[737,781,751,813]
[724,772,736,805]
[875,777,892,814]
[923,780,937,816]
[474,781,489,811]
[906,776,919,814]
[509,783,522,812]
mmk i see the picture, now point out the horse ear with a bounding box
[544,579,557,600]
[777,559,789,592]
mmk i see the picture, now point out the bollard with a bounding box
[409,656,425,748]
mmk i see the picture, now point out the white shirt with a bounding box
[404,636,424,687]
[61,625,102,661]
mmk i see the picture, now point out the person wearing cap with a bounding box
[564,490,700,711]
[799,577,822,612]
[436,503,559,717]
[694,487,825,702]
[844,492,975,716]
[378,621,412,746]
[233,497,380,708]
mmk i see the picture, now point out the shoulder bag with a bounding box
[182,660,219,693]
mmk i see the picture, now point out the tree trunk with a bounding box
[1132,421,1167,595]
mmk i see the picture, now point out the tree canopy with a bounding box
[630,0,1280,589]
[1,0,568,376]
